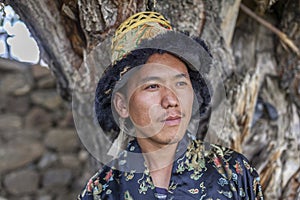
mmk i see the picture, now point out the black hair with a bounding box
[95,38,212,141]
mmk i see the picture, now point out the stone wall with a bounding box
[0,64,93,200]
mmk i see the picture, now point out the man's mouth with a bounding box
[161,114,183,126]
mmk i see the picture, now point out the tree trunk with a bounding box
[5,0,300,199]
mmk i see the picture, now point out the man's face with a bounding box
[115,53,194,146]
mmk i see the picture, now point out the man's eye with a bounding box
[145,84,160,90]
[176,81,187,87]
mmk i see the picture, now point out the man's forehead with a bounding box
[131,63,189,82]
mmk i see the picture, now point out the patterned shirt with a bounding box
[78,134,264,200]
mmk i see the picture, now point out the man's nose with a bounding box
[161,87,179,108]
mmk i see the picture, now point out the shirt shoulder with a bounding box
[78,165,119,200]
[189,139,263,199]
[190,139,258,174]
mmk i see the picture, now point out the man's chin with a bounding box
[157,133,184,145]
[136,125,187,145]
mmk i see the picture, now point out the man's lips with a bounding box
[160,114,183,126]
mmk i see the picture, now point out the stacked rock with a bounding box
[0,62,92,200]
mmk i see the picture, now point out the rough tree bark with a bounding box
[3,0,299,199]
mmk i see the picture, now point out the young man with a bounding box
[78,12,263,199]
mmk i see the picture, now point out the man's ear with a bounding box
[113,92,129,118]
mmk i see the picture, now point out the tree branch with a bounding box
[240,3,300,58]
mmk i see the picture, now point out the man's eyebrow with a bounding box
[174,73,189,79]
[139,76,162,84]
[139,73,189,84]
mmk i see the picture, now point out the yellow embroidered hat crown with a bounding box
[111,11,172,64]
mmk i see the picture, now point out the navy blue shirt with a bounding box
[78,135,263,199]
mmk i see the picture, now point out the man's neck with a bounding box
[137,137,178,189]
[137,138,178,168]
